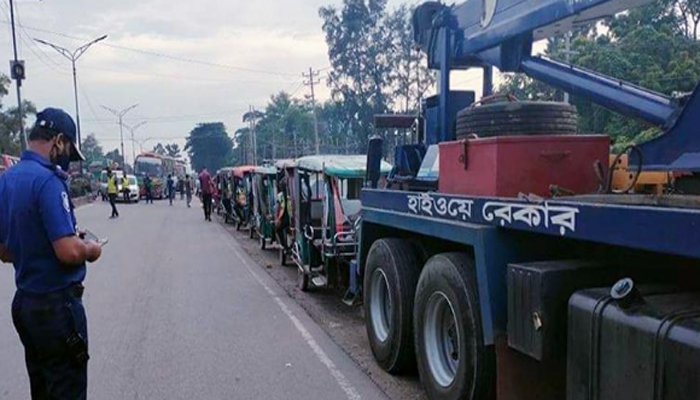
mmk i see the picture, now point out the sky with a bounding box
[0,0,489,165]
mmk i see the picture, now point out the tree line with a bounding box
[217,0,436,169]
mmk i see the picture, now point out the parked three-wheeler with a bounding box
[275,159,296,266]
[290,155,391,291]
[216,167,235,222]
[251,166,278,249]
[231,166,256,231]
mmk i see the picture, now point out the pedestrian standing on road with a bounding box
[167,174,175,206]
[275,180,291,252]
[199,168,213,221]
[144,174,154,204]
[106,168,119,218]
[0,108,103,400]
[179,178,185,200]
[185,174,193,208]
[121,174,130,204]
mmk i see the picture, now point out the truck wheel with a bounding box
[414,253,495,400]
[364,238,421,373]
[456,101,578,138]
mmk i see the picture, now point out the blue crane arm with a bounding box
[413,0,700,171]
[520,57,676,128]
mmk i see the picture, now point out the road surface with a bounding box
[0,198,387,400]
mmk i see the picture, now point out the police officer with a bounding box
[0,108,103,399]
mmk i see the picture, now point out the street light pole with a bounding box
[101,104,138,169]
[35,35,108,170]
[125,121,147,165]
[8,0,26,150]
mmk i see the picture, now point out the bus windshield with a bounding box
[135,158,163,177]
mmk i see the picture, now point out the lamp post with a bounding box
[124,121,147,166]
[101,104,138,169]
[9,0,26,150]
[35,35,107,171]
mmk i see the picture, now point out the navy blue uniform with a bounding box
[0,150,88,399]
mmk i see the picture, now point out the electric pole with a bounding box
[247,105,259,165]
[561,32,578,104]
[35,34,108,171]
[125,121,147,167]
[8,0,26,150]
[303,67,321,155]
[102,104,138,169]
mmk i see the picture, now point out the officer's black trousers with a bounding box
[12,288,88,400]
[108,194,119,217]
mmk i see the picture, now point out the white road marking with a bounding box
[219,228,362,400]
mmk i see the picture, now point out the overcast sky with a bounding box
[0,0,487,164]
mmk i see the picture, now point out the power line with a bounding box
[0,21,302,78]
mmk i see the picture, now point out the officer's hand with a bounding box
[85,241,102,263]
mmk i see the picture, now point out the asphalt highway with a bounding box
[0,198,387,400]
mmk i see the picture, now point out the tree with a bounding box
[81,133,104,165]
[152,143,167,156]
[165,143,182,159]
[185,122,233,172]
[320,0,395,153]
[319,1,436,154]
[104,149,123,167]
[0,74,37,155]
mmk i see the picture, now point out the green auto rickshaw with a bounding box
[251,166,278,250]
[291,155,392,292]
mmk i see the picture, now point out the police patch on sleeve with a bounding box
[61,191,70,213]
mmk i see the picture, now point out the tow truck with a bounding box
[358,0,700,399]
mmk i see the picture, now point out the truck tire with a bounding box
[363,238,421,373]
[414,253,495,400]
[456,101,578,139]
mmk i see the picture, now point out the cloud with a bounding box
[1,0,455,164]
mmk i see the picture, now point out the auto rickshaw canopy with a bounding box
[294,155,392,179]
[232,165,257,178]
[253,166,277,175]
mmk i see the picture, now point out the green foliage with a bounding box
[105,149,123,167]
[152,143,166,156]
[81,133,104,165]
[497,0,700,143]
[185,122,233,172]
[0,73,37,155]
[319,1,436,153]
[165,143,182,159]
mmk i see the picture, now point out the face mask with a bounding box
[50,136,71,172]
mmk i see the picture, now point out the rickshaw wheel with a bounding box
[249,227,254,239]
[298,268,311,292]
[260,235,266,250]
[236,222,241,231]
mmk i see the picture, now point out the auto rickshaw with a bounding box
[231,166,256,231]
[216,167,235,221]
[291,155,392,292]
[275,159,296,266]
[251,166,278,249]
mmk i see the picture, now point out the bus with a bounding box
[134,153,187,199]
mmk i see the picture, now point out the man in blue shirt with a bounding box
[0,108,103,399]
